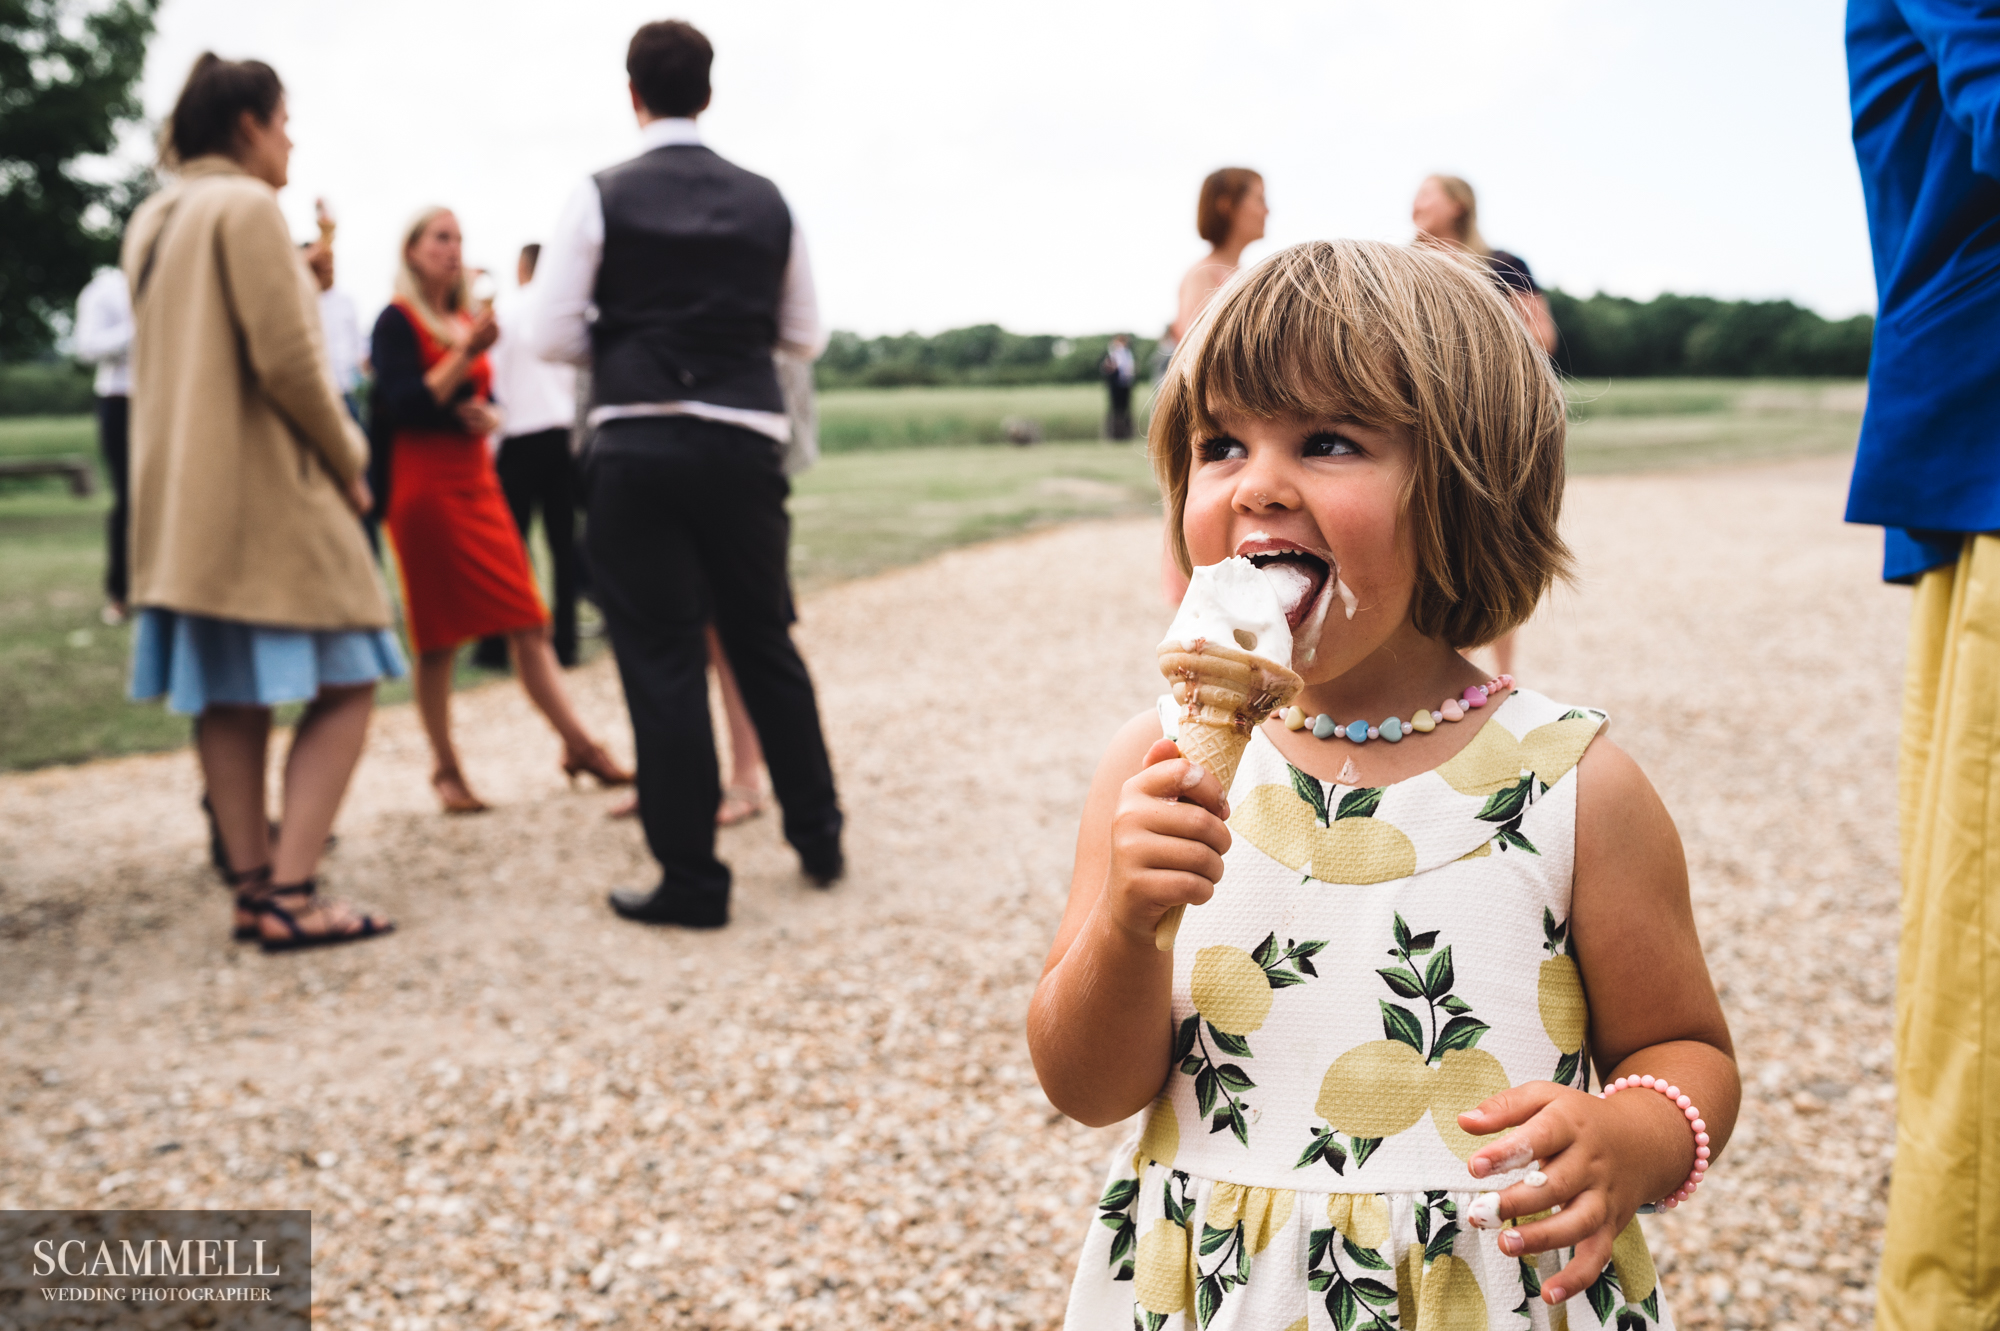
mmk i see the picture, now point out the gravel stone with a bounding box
[0,454,1897,1327]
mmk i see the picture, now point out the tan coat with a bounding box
[121,156,390,629]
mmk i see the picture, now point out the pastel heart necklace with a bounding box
[1278,674,1514,747]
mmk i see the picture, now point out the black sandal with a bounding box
[225,864,270,942]
[252,881,395,954]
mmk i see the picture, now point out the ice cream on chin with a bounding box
[1154,558,1306,950]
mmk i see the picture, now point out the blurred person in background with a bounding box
[72,266,134,625]
[1412,174,1557,354]
[528,18,843,927]
[1412,173,1558,678]
[123,53,398,951]
[608,345,824,830]
[1846,3,2000,1325]
[1170,167,1267,343]
[1161,167,1268,604]
[371,208,630,814]
[476,243,582,670]
[1101,333,1135,440]
[302,203,365,422]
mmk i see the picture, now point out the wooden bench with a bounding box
[0,456,96,496]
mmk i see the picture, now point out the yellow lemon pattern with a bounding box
[1540,906,1592,1088]
[1132,1099,1179,1173]
[1416,1254,1489,1331]
[1315,1039,1433,1138]
[1190,945,1274,1036]
[1436,711,1606,798]
[1132,1218,1189,1314]
[1301,911,1515,1174]
[1429,1047,1512,1162]
[1611,1217,1659,1304]
[1324,1191,1390,1249]
[1232,783,1418,884]
[1177,933,1326,1151]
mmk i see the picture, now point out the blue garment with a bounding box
[129,608,405,716]
[1846,0,2000,581]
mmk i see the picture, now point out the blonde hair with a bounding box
[1150,239,1570,649]
[393,206,470,345]
[1424,175,1490,256]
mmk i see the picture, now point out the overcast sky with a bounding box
[134,0,1871,336]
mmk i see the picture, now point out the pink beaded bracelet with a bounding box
[1599,1074,1710,1210]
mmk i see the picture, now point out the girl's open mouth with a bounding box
[1240,542,1331,629]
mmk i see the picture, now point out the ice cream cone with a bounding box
[1155,638,1302,950]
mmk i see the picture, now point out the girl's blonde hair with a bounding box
[1425,175,1491,257]
[1150,239,1570,649]
[393,206,469,345]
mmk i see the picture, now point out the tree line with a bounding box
[812,293,1872,390]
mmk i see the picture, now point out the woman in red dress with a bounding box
[371,207,630,811]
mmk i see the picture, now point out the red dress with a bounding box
[383,300,547,654]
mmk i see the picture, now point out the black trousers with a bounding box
[584,415,842,904]
[96,395,130,603]
[491,428,580,666]
[1106,380,1134,440]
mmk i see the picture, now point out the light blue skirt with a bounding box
[129,608,406,716]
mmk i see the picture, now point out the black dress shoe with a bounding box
[801,849,844,889]
[608,885,728,929]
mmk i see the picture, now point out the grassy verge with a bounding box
[0,378,1864,769]
[819,382,1153,450]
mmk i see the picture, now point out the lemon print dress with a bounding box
[1063,688,1674,1331]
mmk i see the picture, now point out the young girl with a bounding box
[1029,240,1738,1330]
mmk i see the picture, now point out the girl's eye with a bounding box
[1303,431,1361,458]
[1198,435,1247,462]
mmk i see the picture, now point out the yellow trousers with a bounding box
[1885,534,2000,1328]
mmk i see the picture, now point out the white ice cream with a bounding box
[1159,557,1295,665]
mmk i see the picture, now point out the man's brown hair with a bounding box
[1150,239,1571,649]
[1196,168,1262,247]
[628,20,713,119]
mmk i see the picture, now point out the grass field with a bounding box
[0,378,1865,769]
[819,382,1154,450]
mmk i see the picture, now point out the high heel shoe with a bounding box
[432,768,490,814]
[562,741,634,788]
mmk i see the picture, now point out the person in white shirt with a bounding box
[475,243,583,667]
[73,267,135,622]
[526,19,843,928]
[303,242,366,414]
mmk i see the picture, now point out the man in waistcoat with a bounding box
[528,19,842,928]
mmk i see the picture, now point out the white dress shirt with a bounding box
[525,117,825,443]
[317,288,366,395]
[490,287,578,440]
[73,268,133,397]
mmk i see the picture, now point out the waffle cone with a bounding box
[1153,639,1302,950]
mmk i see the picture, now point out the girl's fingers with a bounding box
[1128,869,1218,911]
[1130,749,1231,820]
[1464,1087,1576,1179]
[1496,1188,1607,1259]
[1126,829,1227,884]
[1480,1152,1580,1228]
[1539,1225,1619,1308]
[1118,787,1231,856]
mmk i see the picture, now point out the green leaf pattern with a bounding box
[1178,933,1326,1149]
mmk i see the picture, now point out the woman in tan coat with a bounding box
[124,54,397,952]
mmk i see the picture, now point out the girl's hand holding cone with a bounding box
[1103,738,1232,947]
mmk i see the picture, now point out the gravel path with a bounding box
[0,454,1903,1330]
